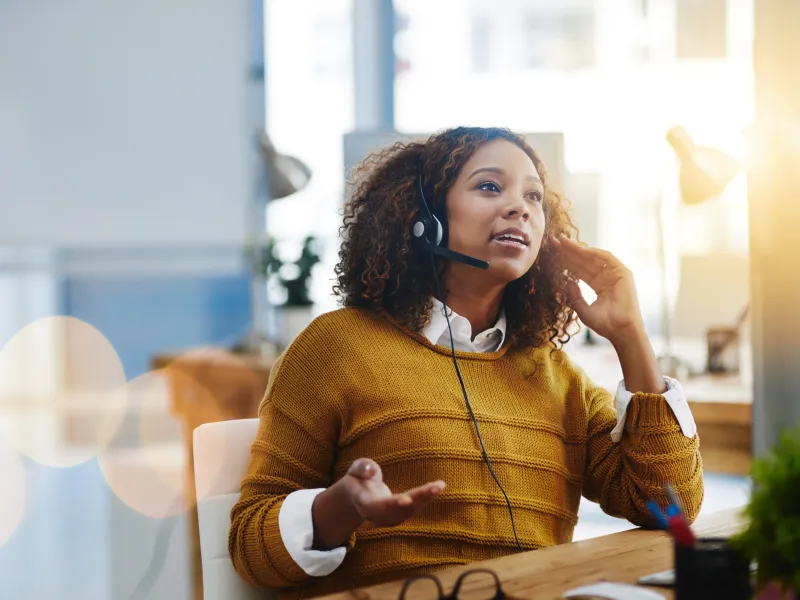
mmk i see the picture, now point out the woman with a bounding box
[229,127,702,599]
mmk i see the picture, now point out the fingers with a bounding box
[555,249,598,282]
[553,236,626,288]
[358,495,415,526]
[555,235,621,271]
[402,480,446,504]
[358,480,446,527]
[566,280,587,310]
[347,458,382,482]
[371,480,445,513]
[552,237,601,281]
[566,280,598,325]
[554,234,607,258]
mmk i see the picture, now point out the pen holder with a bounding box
[675,537,752,600]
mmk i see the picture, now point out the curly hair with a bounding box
[334,126,580,350]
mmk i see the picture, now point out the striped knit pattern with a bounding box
[228,308,703,599]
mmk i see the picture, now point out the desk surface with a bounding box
[566,343,753,404]
[151,346,274,373]
[565,340,752,404]
[317,508,746,600]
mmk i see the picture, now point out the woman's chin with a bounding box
[447,248,534,284]
[487,259,534,284]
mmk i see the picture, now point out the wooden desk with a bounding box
[318,508,747,600]
[682,377,752,476]
[151,347,274,600]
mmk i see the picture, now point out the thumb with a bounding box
[566,280,587,309]
[347,458,382,482]
[566,280,593,321]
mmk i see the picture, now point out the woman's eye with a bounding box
[527,191,544,203]
[478,181,501,193]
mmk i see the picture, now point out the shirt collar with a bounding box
[421,297,507,352]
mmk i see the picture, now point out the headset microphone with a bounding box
[413,168,490,270]
[417,235,490,270]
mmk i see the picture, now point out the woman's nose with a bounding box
[506,201,529,221]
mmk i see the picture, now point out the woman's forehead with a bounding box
[460,140,541,182]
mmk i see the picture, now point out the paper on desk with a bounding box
[563,581,666,600]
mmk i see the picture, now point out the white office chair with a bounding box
[193,418,275,600]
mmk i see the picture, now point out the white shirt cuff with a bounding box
[277,488,348,576]
[609,376,697,443]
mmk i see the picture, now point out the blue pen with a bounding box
[666,504,680,518]
[665,484,684,515]
[646,500,669,529]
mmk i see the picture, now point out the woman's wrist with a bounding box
[604,316,647,349]
[311,479,364,551]
[609,322,667,395]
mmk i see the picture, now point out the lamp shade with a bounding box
[260,132,313,200]
[666,126,740,205]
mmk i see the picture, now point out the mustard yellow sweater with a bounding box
[229,308,703,599]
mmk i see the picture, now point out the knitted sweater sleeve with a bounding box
[580,372,704,527]
[228,331,353,589]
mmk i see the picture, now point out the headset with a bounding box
[414,161,523,552]
[412,166,489,270]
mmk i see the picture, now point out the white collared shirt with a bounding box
[423,298,506,353]
[274,302,697,577]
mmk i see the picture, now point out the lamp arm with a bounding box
[655,190,673,357]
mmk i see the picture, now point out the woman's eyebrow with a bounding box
[468,166,543,185]
[469,166,505,179]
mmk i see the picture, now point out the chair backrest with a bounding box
[193,418,274,600]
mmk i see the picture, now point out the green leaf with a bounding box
[731,426,800,590]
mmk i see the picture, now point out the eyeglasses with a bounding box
[398,569,507,600]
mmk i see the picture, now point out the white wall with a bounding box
[0,3,255,599]
[0,0,252,248]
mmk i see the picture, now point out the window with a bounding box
[313,17,352,76]
[676,0,727,59]
[394,0,754,330]
[524,12,595,70]
[265,0,355,314]
[471,18,493,73]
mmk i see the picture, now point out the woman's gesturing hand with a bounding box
[343,458,446,527]
[311,458,445,550]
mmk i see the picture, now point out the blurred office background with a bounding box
[3,0,797,598]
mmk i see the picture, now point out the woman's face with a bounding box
[445,139,546,284]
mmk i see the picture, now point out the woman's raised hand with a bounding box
[552,235,645,345]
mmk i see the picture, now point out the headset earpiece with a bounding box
[413,166,445,247]
[413,160,489,270]
[412,214,443,246]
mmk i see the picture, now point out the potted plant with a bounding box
[729,426,800,600]
[259,235,321,346]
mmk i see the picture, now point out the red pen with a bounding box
[667,515,697,547]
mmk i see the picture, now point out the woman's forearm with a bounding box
[608,324,666,394]
[311,480,364,550]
